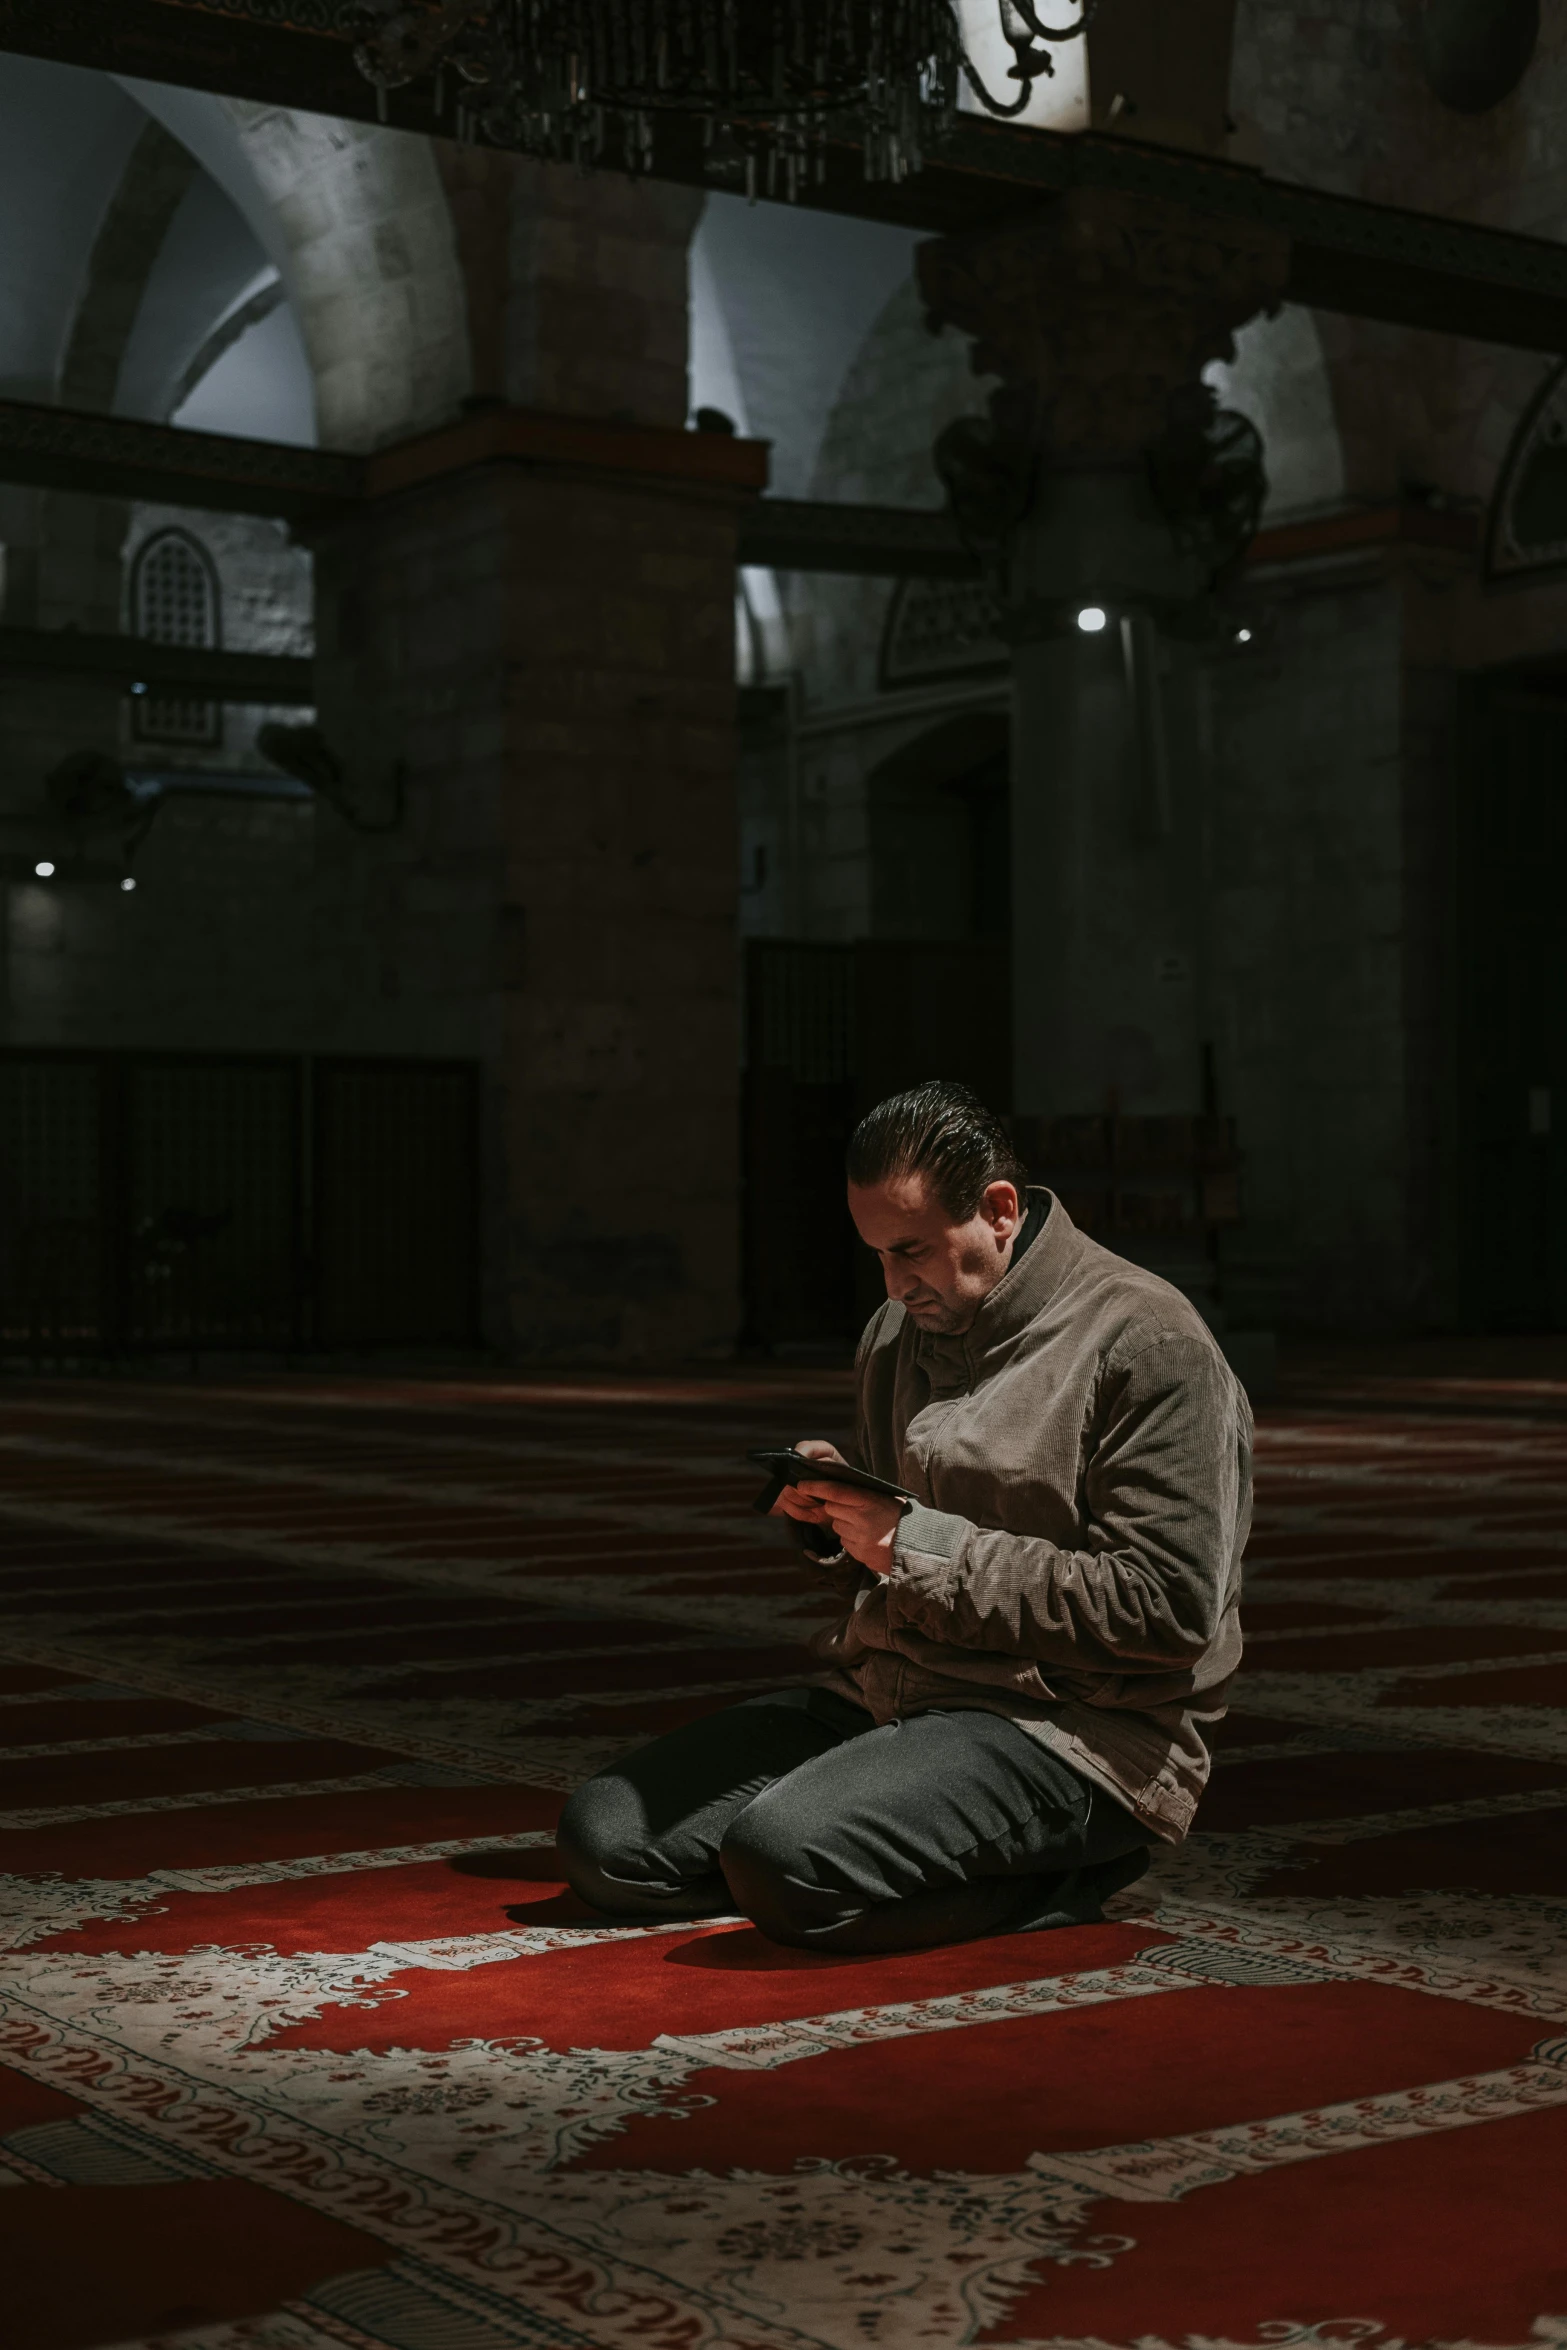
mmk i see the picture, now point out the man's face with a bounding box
[847,1171,1023,1336]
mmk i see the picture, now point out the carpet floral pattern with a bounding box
[0,1368,1564,2350]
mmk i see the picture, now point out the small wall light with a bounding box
[34,860,54,879]
[120,876,137,893]
[130,682,148,697]
[1076,605,1108,634]
[1236,627,1253,644]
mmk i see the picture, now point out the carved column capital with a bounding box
[917,187,1290,468]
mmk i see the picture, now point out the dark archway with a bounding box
[866,710,1010,941]
[741,711,1014,1350]
[1454,664,1567,1326]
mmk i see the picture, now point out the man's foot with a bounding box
[1008,1845,1152,1933]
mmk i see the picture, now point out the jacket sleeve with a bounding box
[801,1551,879,1614]
[883,1331,1244,1676]
[790,1306,893,1607]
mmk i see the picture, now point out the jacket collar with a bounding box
[911,1188,1083,1384]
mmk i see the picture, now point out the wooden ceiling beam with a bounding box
[0,623,315,704]
[0,401,1492,586]
[0,399,983,577]
[0,397,362,525]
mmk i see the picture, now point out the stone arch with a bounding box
[866,710,1011,942]
[1486,357,1567,582]
[781,276,989,704]
[118,81,473,451]
[58,119,199,412]
[226,103,472,450]
[39,112,206,642]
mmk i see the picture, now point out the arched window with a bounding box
[130,528,222,748]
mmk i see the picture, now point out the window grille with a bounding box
[130,528,222,748]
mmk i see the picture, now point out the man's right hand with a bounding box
[771,1439,847,1526]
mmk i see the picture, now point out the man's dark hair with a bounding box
[846,1080,1028,1222]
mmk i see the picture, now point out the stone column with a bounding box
[308,410,765,1362]
[301,158,757,1365]
[918,191,1288,1129]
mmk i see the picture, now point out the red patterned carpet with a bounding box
[0,1361,1564,2350]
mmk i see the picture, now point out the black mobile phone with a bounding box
[747,1448,918,1515]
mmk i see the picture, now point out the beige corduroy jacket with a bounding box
[812,1190,1253,1841]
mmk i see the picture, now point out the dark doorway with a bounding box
[866,712,1011,942]
[1456,675,1567,1327]
[741,710,1014,1351]
[742,938,1012,1350]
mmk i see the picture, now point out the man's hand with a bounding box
[771,1439,904,1576]
[768,1439,844,1532]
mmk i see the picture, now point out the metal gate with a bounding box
[0,1051,480,1358]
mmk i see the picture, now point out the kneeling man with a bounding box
[559,1080,1251,1953]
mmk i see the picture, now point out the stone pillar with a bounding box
[309,410,765,1362]
[918,192,1288,1128]
[300,157,756,1364]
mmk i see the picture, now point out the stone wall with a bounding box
[121,501,314,775]
[6,437,748,1363]
[1211,0,1567,1325]
[731,10,1567,1338]
[0,114,752,1362]
[1232,0,1567,523]
[0,497,320,1053]
[17,41,1567,1343]
[4,796,318,1053]
[1203,569,1411,1327]
[1,477,482,1068]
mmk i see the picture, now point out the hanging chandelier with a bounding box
[344,2,1099,196]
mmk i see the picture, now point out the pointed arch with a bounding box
[1487,358,1567,582]
[118,81,473,450]
[59,119,199,412]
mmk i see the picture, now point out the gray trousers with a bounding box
[555,1686,1153,1955]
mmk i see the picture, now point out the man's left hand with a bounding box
[796,1481,905,1575]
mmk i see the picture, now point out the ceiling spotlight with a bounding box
[120,876,136,893]
[1076,606,1108,635]
[1236,627,1253,644]
[33,860,54,879]
[130,682,148,696]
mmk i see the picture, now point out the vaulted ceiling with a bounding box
[0,56,314,444]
